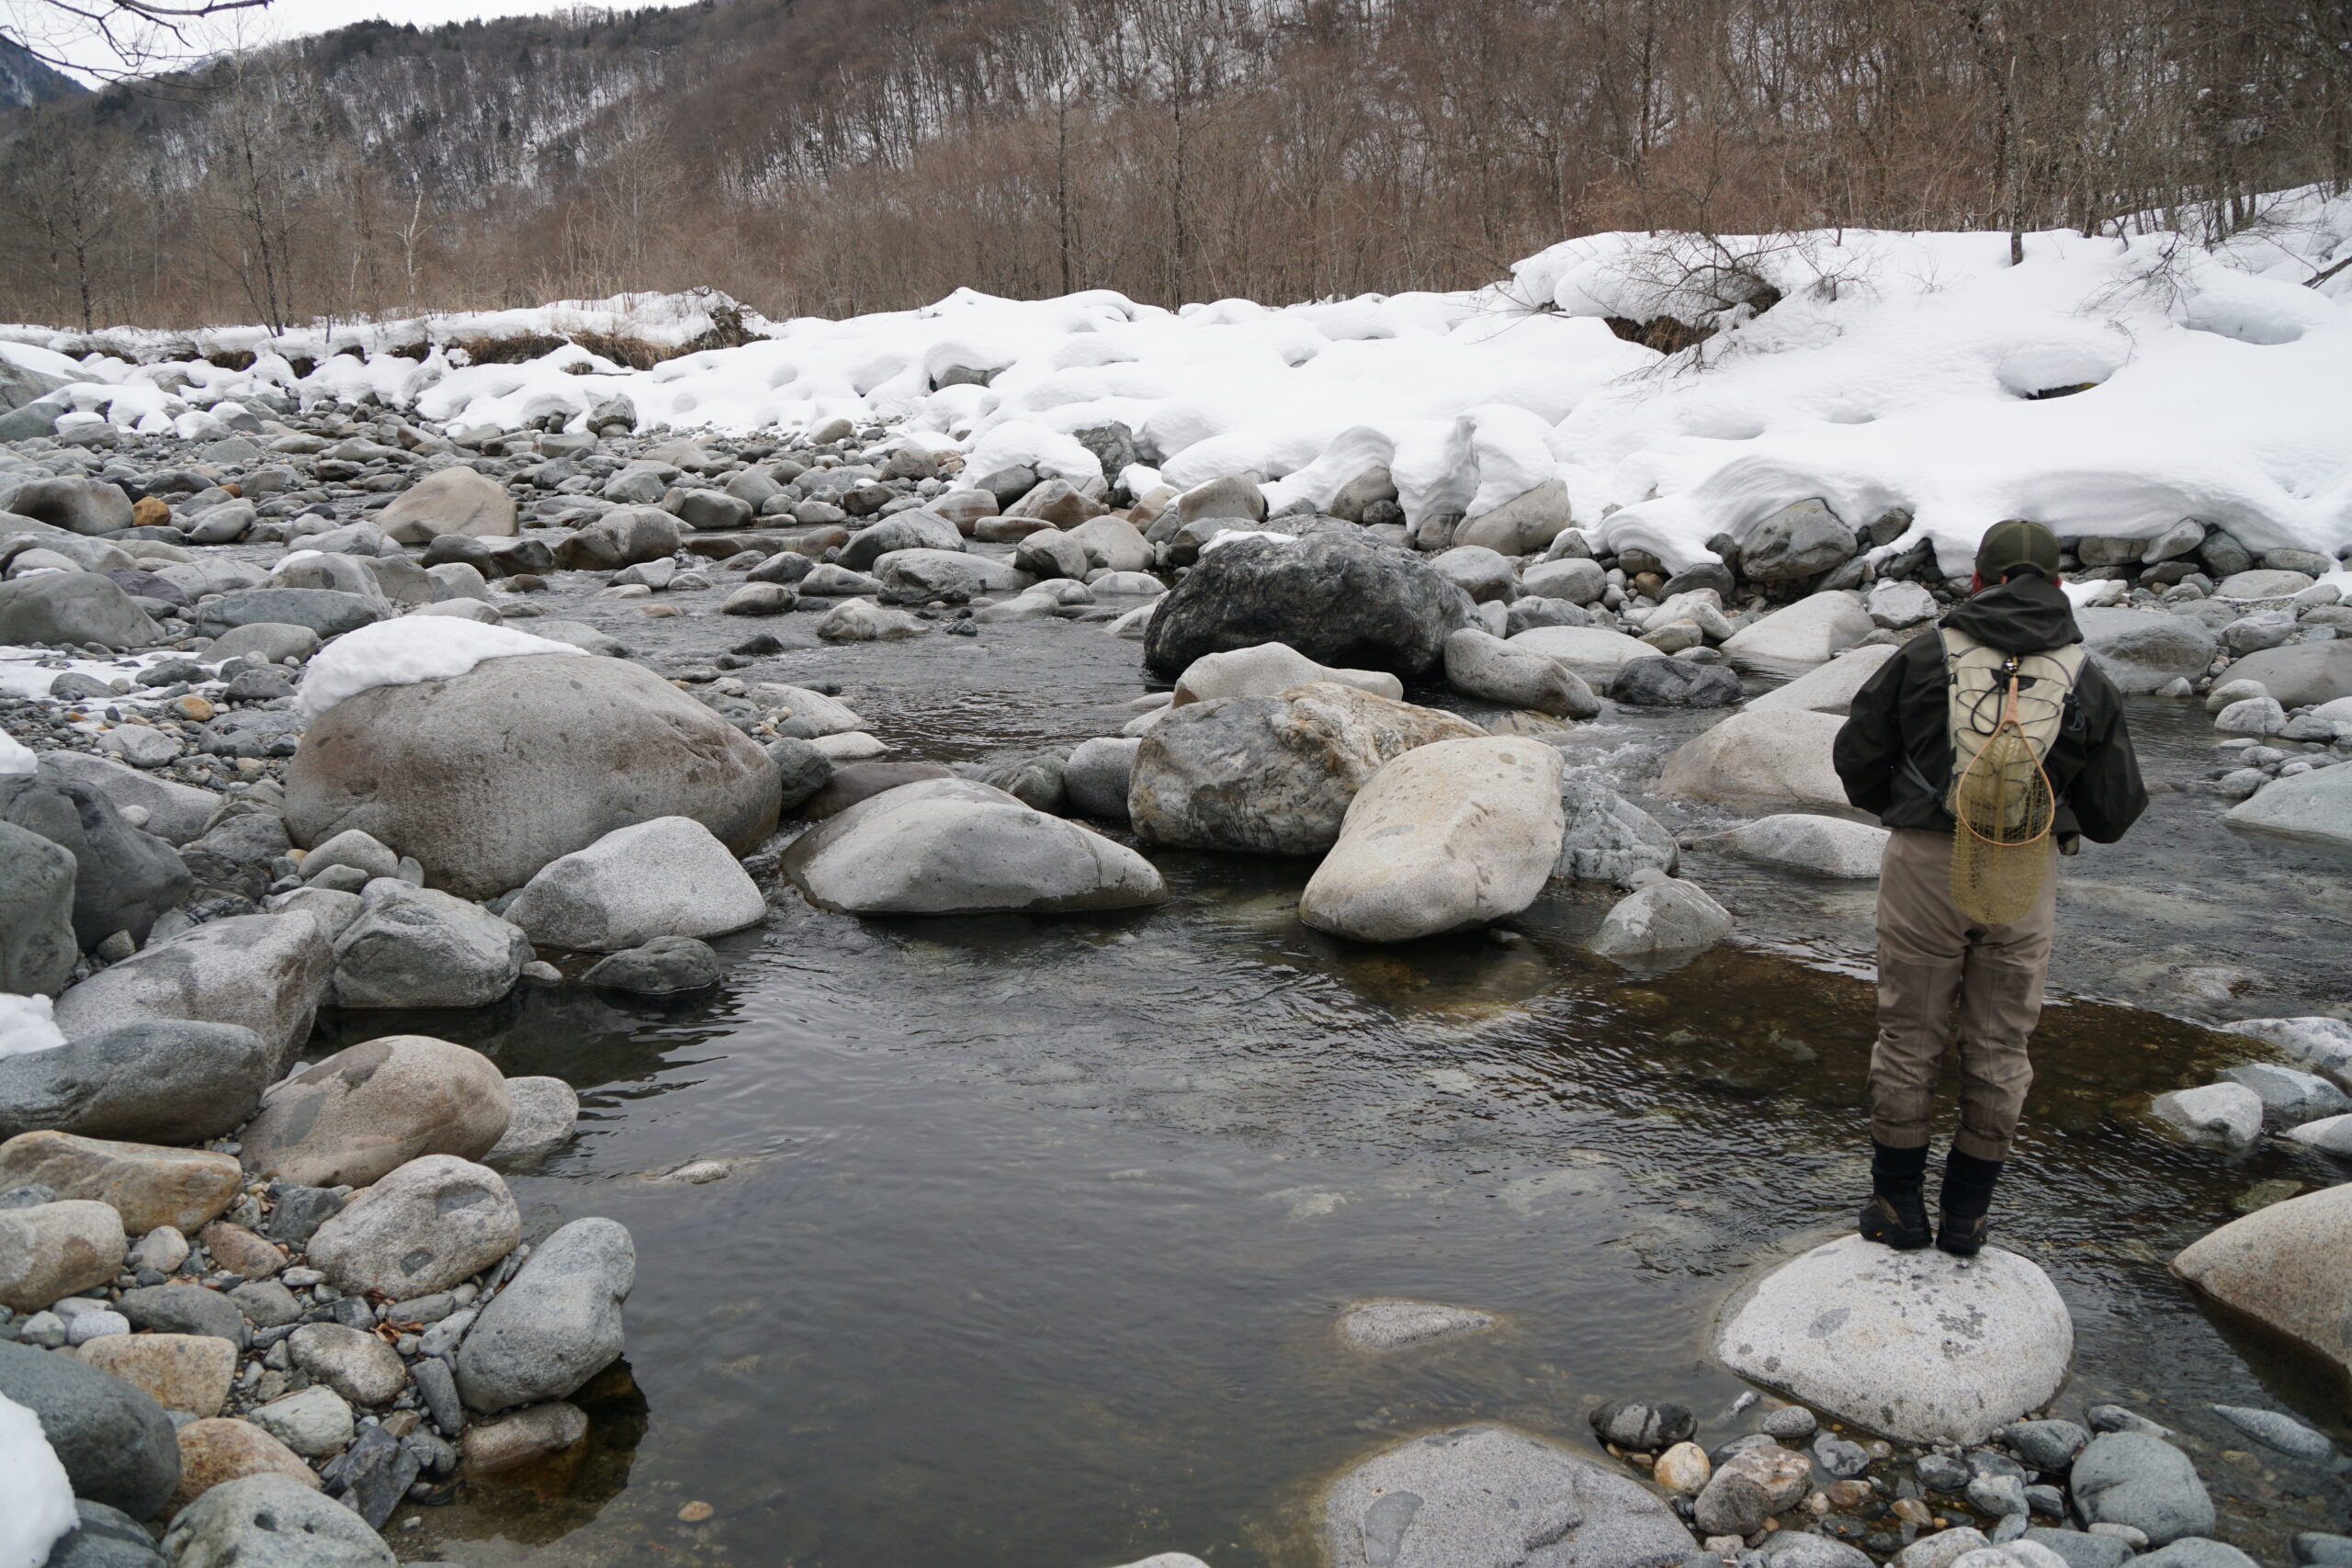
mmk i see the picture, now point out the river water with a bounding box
[295,582,2348,1567]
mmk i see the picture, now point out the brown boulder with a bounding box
[0,1131,243,1235]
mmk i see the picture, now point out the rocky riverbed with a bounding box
[0,395,2346,1568]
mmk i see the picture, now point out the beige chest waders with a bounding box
[1939,627,2086,925]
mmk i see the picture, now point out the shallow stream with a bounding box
[297,583,2349,1567]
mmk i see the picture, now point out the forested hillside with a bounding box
[1,0,2347,331]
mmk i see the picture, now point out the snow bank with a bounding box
[0,728,32,775]
[294,617,584,719]
[11,185,2352,576]
[0,994,65,1059]
[0,1393,76,1568]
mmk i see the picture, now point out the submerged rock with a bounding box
[1170,640,1403,706]
[1339,1299,1498,1352]
[1555,779,1678,886]
[1713,1234,2073,1445]
[1589,878,1733,965]
[1322,1423,1694,1568]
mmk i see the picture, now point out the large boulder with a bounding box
[1144,533,1475,679]
[1321,1423,1695,1568]
[872,547,1022,603]
[1452,479,1571,557]
[1721,592,1874,676]
[0,573,157,650]
[305,1155,519,1298]
[2171,1184,2352,1395]
[2222,641,2352,709]
[783,779,1165,916]
[1605,657,1743,708]
[550,505,681,570]
[238,1035,510,1189]
[0,776,193,947]
[327,880,527,1009]
[2223,766,2352,850]
[1171,642,1403,706]
[1301,739,1565,943]
[0,819,74,996]
[51,910,329,1073]
[0,1021,273,1145]
[1657,710,1849,811]
[1740,499,1858,581]
[0,1339,179,1521]
[1444,628,1600,717]
[1714,1234,2074,1445]
[504,816,766,951]
[376,467,515,545]
[159,1472,394,1568]
[455,1215,633,1414]
[1130,682,1483,856]
[286,653,779,900]
[1746,644,1901,715]
[2075,609,2219,694]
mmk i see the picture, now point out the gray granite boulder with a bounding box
[0,819,75,996]
[0,1021,273,1144]
[2069,1432,2213,1546]
[0,572,158,650]
[0,776,191,948]
[159,1472,393,1568]
[0,1338,179,1520]
[456,1215,633,1414]
[1321,1423,1694,1568]
[51,912,331,1073]
[327,880,527,1009]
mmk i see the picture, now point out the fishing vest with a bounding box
[1937,626,2086,814]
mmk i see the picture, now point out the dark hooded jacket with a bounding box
[1833,572,2147,844]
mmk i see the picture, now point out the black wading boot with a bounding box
[1938,1150,2005,1257]
[1860,1141,1931,1249]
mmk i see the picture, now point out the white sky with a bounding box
[5,0,703,85]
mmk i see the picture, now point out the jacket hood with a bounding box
[1940,572,2081,654]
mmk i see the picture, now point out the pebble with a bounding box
[1815,1433,1870,1478]
[1762,1405,1819,1439]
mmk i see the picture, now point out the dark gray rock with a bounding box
[194,588,385,639]
[0,1337,179,1520]
[37,752,219,847]
[455,1215,633,1413]
[763,737,833,814]
[115,1283,246,1347]
[1917,1453,1971,1492]
[582,935,721,994]
[2070,1431,2213,1545]
[318,1423,420,1529]
[2006,1418,2091,1472]
[0,1021,273,1144]
[1813,1433,1869,1478]
[1588,1397,1696,1452]
[187,813,289,868]
[1740,500,1858,581]
[0,776,190,946]
[1143,532,1475,679]
[411,1353,463,1436]
[40,1500,165,1568]
[1606,657,1743,707]
[196,711,303,761]
[0,819,76,996]
[260,1185,344,1248]
[1323,1423,1696,1568]
[2297,1534,2352,1568]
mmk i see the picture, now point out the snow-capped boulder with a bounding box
[286,653,779,900]
[1170,641,1403,706]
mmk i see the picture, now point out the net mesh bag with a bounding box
[1948,668,2056,925]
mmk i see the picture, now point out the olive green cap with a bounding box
[1975,519,2062,581]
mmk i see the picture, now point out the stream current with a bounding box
[285,576,2349,1567]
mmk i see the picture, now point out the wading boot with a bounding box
[1938,1150,2004,1257]
[1859,1141,1931,1250]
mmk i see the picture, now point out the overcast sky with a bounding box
[6,0,703,84]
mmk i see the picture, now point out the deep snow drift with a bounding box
[6,187,2350,579]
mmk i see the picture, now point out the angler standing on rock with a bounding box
[1834,520,2146,1256]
